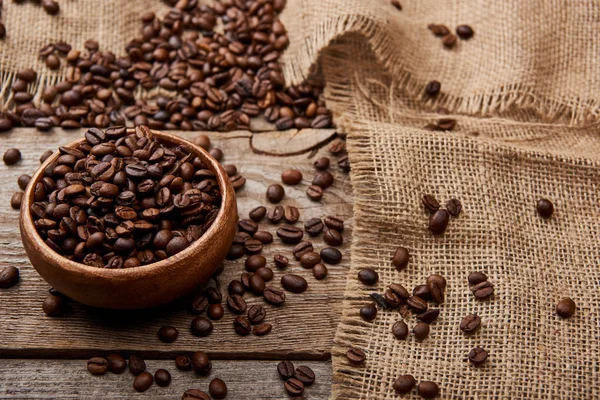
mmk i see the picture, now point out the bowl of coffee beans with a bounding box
[19,126,238,309]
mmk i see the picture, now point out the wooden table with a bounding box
[0,127,352,399]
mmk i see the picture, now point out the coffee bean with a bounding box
[129,355,146,375]
[306,185,323,201]
[417,309,440,324]
[238,219,259,235]
[190,317,213,337]
[293,241,313,259]
[226,244,245,260]
[274,254,289,269]
[206,304,224,320]
[223,164,237,177]
[45,54,60,69]
[154,369,171,387]
[241,273,251,291]
[191,351,211,375]
[468,271,488,285]
[460,314,481,333]
[472,281,494,299]
[282,169,303,185]
[193,135,211,150]
[106,354,127,374]
[313,263,328,280]
[312,171,334,189]
[253,322,272,336]
[277,360,295,380]
[300,251,321,268]
[412,285,431,301]
[422,194,440,212]
[556,297,576,318]
[87,357,108,375]
[320,247,342,264]
[267,205,284,223]
[250,273,266,295]
[233,315,252,336]
[305,218,324,236]
[392,320,409,340]
[263,285,286,305]
[158,326,178,343]
[418,381,439,399]
[42,0,60,15]
[324,216,344,232]
[227,294,247,314]
[346,347,366,364]
[446,198,462,216]
[407,296,428,314]
[323,228,343,246]
[0,118,13,133]
[277,225,304,244]
[426,274,446,304]
[328,139,345,154]
[383,289,402,308]
[134,371,153,392]
[247,305,266,324]
[230,175,246,191]
[468,346,488,366]
[442,32,457,47]
[255,267,274,282]
[3,148,21,165]
[391,246,409,270]
[182,389,210,400]
[429,209,450,234]
[388,283,410,300]
[537,198,554,218]
[456,25,474,39]
[391,0,402,10]
[209,378,228,399]
[189,294,209,314]
[249,206,267,222]
[0,266,19,289]
[294,365,315,385]
[175,355,192,371]
[245,255,266,272]
[413,322,430,340]
[253,230,273,244]
[285,378,304,396]
[360,302,377,321]
[266,183,285,203]
[43,294,65,316]
[393,374,416,394]
[209,148,223,161]
[284,205,300,223]
[313,157,330,170]
[281,274,308,293]
[425,81,441,96]
[227,280,245,296]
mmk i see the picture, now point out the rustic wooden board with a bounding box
[0,128,352,359]
[0,359,331,399]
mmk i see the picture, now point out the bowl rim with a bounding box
[20,128,235,279]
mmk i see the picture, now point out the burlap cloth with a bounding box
[2,0,600,398]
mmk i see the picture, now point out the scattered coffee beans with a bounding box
[10,192,23,209]
[158,326,178,343]
[133,371,153,392]
[0,266,19,288]
[247,305,266,324]
[323,228,343,246]
[393,374,416,394]
[537,198,554,218]
[428,24,450,37]
[468,346,488,366]
[209,378,228,399]
[154,369,171,387]
[556,297,576,318]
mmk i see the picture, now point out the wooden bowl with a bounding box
[19,129,238,309]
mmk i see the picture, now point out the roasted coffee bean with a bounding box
[313,157,330,170]
[313,263,328,280]
[284,206,300,223]
[312,171,334,189]
[306,185,323,201]
[182,389,210,400]
[154,369,171,387]
[472,281,494,299]
[205,286,222,304]
[42,0,60,15]
[133,371,153,392]
[328,139,346,155]
[556,297,576,318]
[346,347,366,364]
[442,33,457,47]
[305,218,324,236]
[247,305,266,324]
[294,366,315,385]
[253,230,273,244]
[106,354,127,374]
[285,378,304,396]
[10,192,23,210]
[238,219,259,234]
[255,267,274,282]
[429,209,450,234]
[358,268,378,285]
[413,285,432,301]
[189,294,209,314]
[230,175,246,191]
[223,164,237,177]
[277,225,304,244]
[391,0,402,10]
[190,316,213,337]
[460,314,481,333]
[158,326,178,343]
[0,118,13,133]
[323,228,343,246]
[393,374,416,394]
[388,283,410,300]
[422,194,440,212]
[253,322,272,336]
[468,346,488,366]
[407,296,428,314]
[320,247,342,264]
[249,206,267,222]
[392,320,409,340]
[250,273,266,295]
[233,315,252,336]
[244,239,263,254]
[413,322,430,340]
[191,351,211,375]
[228,280,245,296]
[129,355,146,375]
[278,360,295,380]
[360,302,378,321]
[537,198,554,218]
[324,216,344,232]
[241,273,251,291]
[418,381,439,399]
[446,198,462,216]
[417,309,440,324]
[207,304,224,320]
[226,244,245,260]
[274,254,289,268]
[383,289,402,308]
[266,183,285,203]
[193,135,211,150]
[281,274,308,293]
[267,205,284,223]
[456,25,474,39]
[426,274,446,304]
[43,294,65,316]
[300,251,321,268]
[227,294,247,314]
[245,254,266,272]
[87,357,108,375]
[175,355,192,371]
[282,169,303,185]
[292,241,313,259]
[468,271,488,285]
[425,81,441,96]
[263,286,286,305]
[209,378,228,399]
[3,148,21,165]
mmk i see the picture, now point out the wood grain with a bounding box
[0,128,353,359]
[0,359,331,399]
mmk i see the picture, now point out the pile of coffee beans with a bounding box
[421,193,461,235]
[27,125,222,268]
[427,23,474,48]
[0,0,333,133]
[277,360,316,396]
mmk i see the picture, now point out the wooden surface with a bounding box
[0,127,351,398]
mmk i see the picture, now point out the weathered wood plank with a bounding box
[0,128,352,359]
[0,359,331,399]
